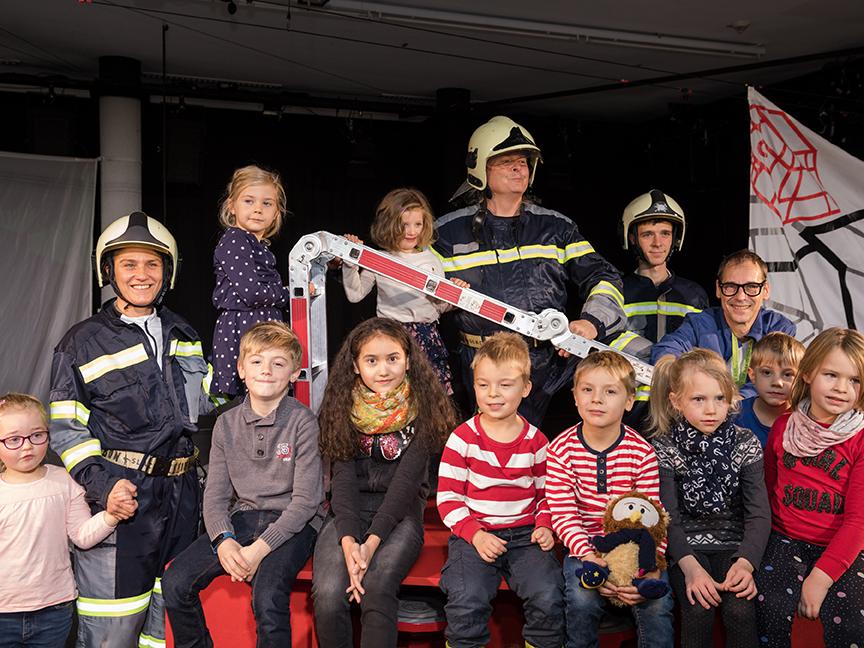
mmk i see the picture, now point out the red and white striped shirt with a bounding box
[437,415,552,542]
[546,423,663,559]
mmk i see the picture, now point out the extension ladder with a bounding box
[288,231,653,412]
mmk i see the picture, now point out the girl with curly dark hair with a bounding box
[312,317,457,648]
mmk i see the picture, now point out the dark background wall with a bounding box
[2,59,862,430]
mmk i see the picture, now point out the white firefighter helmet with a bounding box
[620,189,686,255]
[94,212,179,305]
[451,116,542,200]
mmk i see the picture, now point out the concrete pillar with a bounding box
[98,56,142,301]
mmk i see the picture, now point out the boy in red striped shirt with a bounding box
[437,332,564,648]
[546,351,673,648]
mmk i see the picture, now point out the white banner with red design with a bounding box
[749,87,864,342]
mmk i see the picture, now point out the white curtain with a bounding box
[0,152,97,403]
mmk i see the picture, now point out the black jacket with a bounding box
[48,300,218,507]
[433,203,626,340]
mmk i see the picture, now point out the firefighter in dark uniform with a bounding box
[607,190,710,406]
[48,213,224,647]
[433,116,627,427]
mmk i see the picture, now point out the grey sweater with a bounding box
[203,394,326,550]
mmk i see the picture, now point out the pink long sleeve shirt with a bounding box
[0,465,115,612]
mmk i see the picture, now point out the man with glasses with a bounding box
[652,249,796,397]
[434,116,626,427]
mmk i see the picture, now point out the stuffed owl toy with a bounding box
[575,491,670,606]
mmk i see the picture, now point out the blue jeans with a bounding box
[441,526,565,648]
[162,510,317,648]
[563,556,673,648]
[0,600,73,648]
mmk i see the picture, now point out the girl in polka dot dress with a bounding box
[757,328,864,648]
[342,188,468,394]
[212,165,289,397]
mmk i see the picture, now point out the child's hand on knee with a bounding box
[217,539,251,582]
[798,567,833,620]
[679,555,722,610]
[530,526,555,551]
[720,558,757,599]
[471,530,507,563]
[238,539,271,581]
[341,536,365,602]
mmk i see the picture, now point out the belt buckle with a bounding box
[148,455,173,477]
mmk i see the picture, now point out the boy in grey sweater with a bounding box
[163,321,325,648]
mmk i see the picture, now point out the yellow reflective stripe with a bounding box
[175,341,203,357]
[202,364,229,407]
[79,344,149,383]
[587,281,625,309]
[441,243,596,271]
[635,385,651,402]
[76,591,151,617]
[495,246,520,262]
[443,250,498,271]
[60,439,102,471]
[563,241,594,261]
[515,244,559,261]
[139,634,165,648]
[152,577,162,595]
[50,400,91,426]
[624,301,702,317]
[610,331,639,351]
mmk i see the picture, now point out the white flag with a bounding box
[749,87,864,343]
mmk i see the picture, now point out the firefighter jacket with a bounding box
[622,271,709,343]
[433,202,626,340]
[48,300,221,508]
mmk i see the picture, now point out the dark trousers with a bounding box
[669,549,758,648]
[311,511,424,648]
[73,467,200,647]
[440,526,565,648]
[162,510,317,648]
[0,601,73,648]
[755,531,864,648]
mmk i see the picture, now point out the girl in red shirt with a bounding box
[757,327,864,647]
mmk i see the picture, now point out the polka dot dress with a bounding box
[212,227,289,396]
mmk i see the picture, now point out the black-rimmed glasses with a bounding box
[1,431,49,450]
[718,281,766,297]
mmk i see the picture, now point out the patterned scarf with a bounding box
[349,378,417,436]
[782,398,864,458]
[672,415,739,517]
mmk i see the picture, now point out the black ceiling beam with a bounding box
[480,45,864,108]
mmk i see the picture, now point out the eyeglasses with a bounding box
[1,431,49,450]
[718,281,766,297]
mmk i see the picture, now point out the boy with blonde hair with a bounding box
[163,321,325,648]
[437,332,564,648]
[546,351,673,648]
[735,331,805,446]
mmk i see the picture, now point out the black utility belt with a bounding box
[102,447,199,477]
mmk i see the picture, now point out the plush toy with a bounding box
[575,491,670,606]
